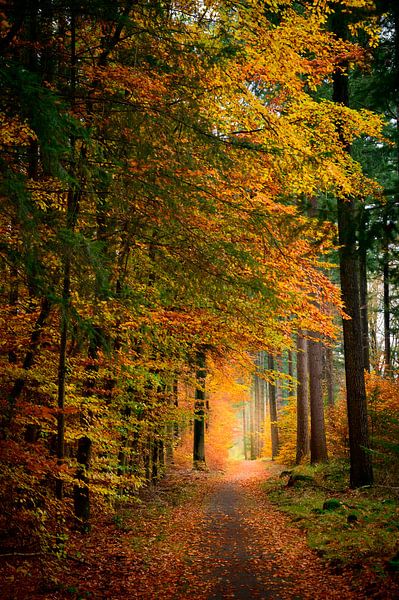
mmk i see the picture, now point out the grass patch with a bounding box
[263,459,399,570]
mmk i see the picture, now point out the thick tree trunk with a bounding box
[268,354,279,460]
[193,350,206,468]
[337,194,373,486]
[332,11,373,488]
[308,334,328,464]
[296,333,309,464]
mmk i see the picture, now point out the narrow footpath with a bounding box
[197,461,358,600]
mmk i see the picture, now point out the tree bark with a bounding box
[325,345,334,408]
[73,436,91,532]
[249,381,256,460]
[193,350,206,468]
[268,354,279,460]
[56,6,80,499]
[332,12,373,486]
[308,334,328,464]
[383,213,391,373]
[359,208,371,373]
[243,405,248,460]
[296,333,309,464]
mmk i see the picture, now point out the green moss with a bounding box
[263,460,399,568]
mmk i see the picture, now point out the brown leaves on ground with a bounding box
[1,460,398,599]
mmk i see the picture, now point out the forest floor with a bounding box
[2,460,399,599]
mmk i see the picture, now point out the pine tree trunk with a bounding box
[296,333,309,464]
[332,12,373,486]
[336,192,373,485]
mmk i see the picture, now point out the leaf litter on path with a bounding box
[4,459,399,599]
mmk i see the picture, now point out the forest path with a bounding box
[199,460,358,600]
[11,460,386,599]
[203,461,287,599]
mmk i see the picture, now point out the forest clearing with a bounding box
[1,0,399,598]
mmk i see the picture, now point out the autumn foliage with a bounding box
[0,0,387,559]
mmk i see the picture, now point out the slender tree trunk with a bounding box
[332,12,373,486]
[325,346,334,407]
[359,209,370,373]
[56,7,80,499]
[143,436,151,482]
[56,274,69,500]
[296,332,309,464]
[288,349,293,380]
[165,422,174,464]
[73,436,91,532]
[151,437,159,482]
[268,354,279,459]
[383,214,391,373]
[173,378,180,442]
[308,334,328,464]
[249,383,256,460]
[8,225,19,365]
[193,350,206,468]
[243,405,248,459]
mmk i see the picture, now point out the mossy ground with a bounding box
[263,459,399,573]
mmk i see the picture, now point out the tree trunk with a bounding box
[249,382,256,460]
[383,214,391,373]
[359,208,371,373]
[151,437,159,482]
[308,334,328,464]
[193,350,206,468]
[243,405,248,459]
[296,333,309,464]
[73,436,91,532]
[332,13,373,486]
[268,354,279,460]
[56,7,80,499]
[288,349,293,380]
[56,279,68,500]
[325,345,334,408]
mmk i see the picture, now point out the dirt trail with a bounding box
[204,475,285,599]
[199,460,358,600]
